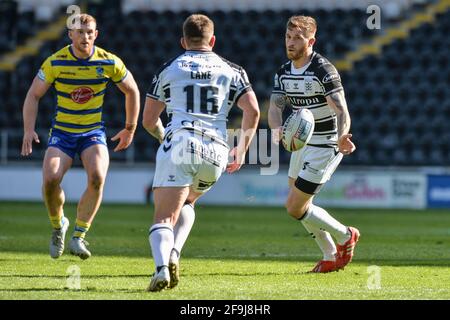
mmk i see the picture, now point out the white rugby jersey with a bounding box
[273,52,344,146]
[147,50,252,141]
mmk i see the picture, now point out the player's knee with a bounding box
[285,200,308,219]
[43,173,63,191]
[88,172,105,191]
[285,200,300,219]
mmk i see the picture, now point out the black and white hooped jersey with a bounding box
[272,52,343,146]
[147,50,252,141]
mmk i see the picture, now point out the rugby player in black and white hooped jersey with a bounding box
[269,16,359,273]
[142,14,260,291]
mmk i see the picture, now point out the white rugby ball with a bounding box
[281,108,315,152]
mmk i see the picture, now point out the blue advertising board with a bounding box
[427,175,450,208]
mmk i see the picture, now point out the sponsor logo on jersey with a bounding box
[71,87,94,104]
[289,96,321,106]
[96,67,104,77]
[322,72,340,83]
[60,71,76,76]
[168,175,176,182]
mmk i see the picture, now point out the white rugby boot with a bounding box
[69,237,91,260]
[147,266,170,292]
[49,217,69,259]
[168,249,180,289]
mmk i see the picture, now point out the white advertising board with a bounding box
[0,167,427,209]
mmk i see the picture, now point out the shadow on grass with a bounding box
[0,274,148,279]
[0,271,305,280]
[0,288,146,294]
[1,250,450,267]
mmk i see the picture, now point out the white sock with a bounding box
[173,203,196,258]
[302,204,350,245]
[301,220,337,261]
[149,223,174,269]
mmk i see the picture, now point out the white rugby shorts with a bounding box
[288,145,343,194]
[153,129,229,193]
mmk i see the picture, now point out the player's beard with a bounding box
[286,44,308,61]
[75,41,93,56]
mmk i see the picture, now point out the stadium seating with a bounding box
[0,0,449,167]
[341,7,450,165]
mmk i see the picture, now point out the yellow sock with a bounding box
[49,214,63,229]
[73,219,90,239]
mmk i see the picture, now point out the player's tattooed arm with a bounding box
[327,90,351,138]
[268,94,288,128]
[271,93,288,110]
[326,90,355,155]
[268,93,288,144]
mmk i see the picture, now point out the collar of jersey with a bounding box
[291,51,316,74]
[69,45,96,61]
[185,50,214,54]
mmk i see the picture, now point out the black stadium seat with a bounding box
[1,3,449,165]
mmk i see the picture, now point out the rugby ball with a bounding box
[281,108,315,152]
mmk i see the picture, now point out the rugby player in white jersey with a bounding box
[269,16,359,273]
[142,14,260,291]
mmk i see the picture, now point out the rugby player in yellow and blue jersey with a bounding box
[21,14,140,260]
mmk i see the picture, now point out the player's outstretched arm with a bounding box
[21,76,50,156]
[227,90,260,173]
[142,97,165,143]
[113,72,140,152]
[326,90,356,155]
[268,93,288,144]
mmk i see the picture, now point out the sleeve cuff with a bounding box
[234,85,253,103]
[146,93,160,100]
[113,70,128,83]
[324,87,343,97]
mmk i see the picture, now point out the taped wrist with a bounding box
[125,123,137,133]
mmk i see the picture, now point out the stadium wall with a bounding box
[1,166,447,209]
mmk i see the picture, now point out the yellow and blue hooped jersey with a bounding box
[38,45,127,133]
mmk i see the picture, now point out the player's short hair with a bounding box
[183,14,214,46]
[69,13,97,30]
[286,15,317,38]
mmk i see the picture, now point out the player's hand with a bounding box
[21,131,40,156]
[226,147,245,173]
[271,126,282,145]
[111,129,135,152]
[338,133,356,155]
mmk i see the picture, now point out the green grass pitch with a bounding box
[0,201,449,300]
